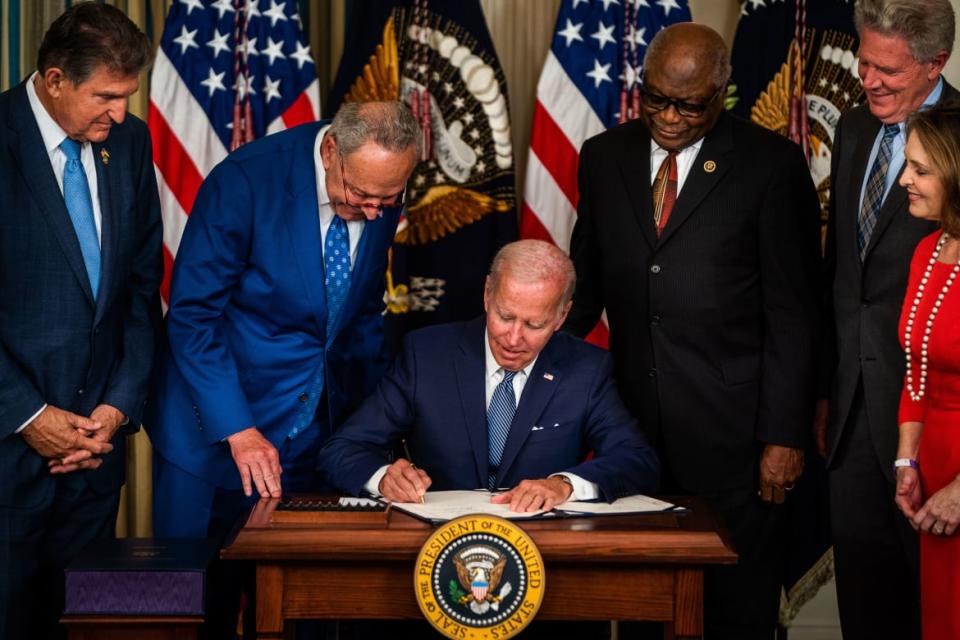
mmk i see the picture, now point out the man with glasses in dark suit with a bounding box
[566,22,822,639]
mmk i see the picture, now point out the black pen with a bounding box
[401,438,424,504]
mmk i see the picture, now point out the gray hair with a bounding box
[488,240,576,313]
[855,0,955,62]
[646,23,732,91]
[328,101,422,158]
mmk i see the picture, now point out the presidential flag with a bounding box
[730,0,861,226]
[328,0,518,352]
[149,0,320,302]
[519,0,691,344]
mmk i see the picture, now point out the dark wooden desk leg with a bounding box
[672,568,704,640]
[256,564,285,640]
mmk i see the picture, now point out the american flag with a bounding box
[148,0,321,302]
[519,0,690,342]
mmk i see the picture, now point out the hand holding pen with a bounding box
[378,439,432,504]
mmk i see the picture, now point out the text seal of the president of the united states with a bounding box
[414,514,545,639]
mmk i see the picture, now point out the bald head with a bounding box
[645,23,731,92]
[639,23,729,151]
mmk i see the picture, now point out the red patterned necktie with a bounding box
[653,151,678,237]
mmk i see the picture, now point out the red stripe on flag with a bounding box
[519,202,557,243]
[148,103,204,216]
[282,92,317,129]
[161,244,175,305]
[529,101,580,207]
[585,322,609,349]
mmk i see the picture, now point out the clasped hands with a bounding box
[758,444,804,505]
[20,404,124,473]
[896,467,960,537]
[379,458,573,512]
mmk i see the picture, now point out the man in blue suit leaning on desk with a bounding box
[147,101,419,635]
[319,240,659,512]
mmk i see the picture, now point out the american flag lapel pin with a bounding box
[543,372,554,381]
[100,148,110,165]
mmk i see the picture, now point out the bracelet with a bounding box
[894,458,919,471]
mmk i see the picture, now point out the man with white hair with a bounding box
[319,239,658,512]
[820,1,957,637]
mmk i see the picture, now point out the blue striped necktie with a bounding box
[858,123,900,260]
[487,369,518,490]
[60,138,100,299]
[324,215,352,327]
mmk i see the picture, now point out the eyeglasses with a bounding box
[338,154,406,217]
[638,82,724,118]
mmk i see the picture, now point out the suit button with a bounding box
[650,315,661,326]
[861,301,870,308]
[298,393,309,403]
[77,388,84,396]
[650,264,661,274]
[648,368,657,378]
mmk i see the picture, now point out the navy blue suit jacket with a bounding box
[0,81,163,507]
[319,317,660,500]
[147,122,399,488]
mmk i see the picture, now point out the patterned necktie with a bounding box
[60,138,100,299]
[858,123,900,259]
[487,369,518,490]
[653,151,678,237]
[324,215,352,327]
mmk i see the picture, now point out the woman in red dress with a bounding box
[896,104,960,640]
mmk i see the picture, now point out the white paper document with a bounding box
[388,490,678,523]
[559,494,679,515]
[389,490,549,522]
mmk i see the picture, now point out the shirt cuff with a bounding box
[364,465,390,496]
[16,404,47,433]
[553,472,598,501]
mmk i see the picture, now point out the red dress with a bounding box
[899,230,960,640]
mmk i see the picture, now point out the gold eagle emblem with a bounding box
[396,185,511,246]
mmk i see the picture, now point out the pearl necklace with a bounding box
[904,232,960,402]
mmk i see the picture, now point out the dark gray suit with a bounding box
[0,81,163,639]
[823,80,958,640]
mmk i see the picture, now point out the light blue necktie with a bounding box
[324,215,352,327]
[60,138,100,299]
[487,369,518,490]
[858,123,900,260]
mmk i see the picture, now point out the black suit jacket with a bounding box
[566,112,822,495]
[823,81,959,474]
[0,81,163,507]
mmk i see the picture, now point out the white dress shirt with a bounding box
[364,331,599,501]
[313,125,364,263]
[649,137,704,194]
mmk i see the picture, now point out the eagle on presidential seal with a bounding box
[452,545,513,615]
[340,8,515,316]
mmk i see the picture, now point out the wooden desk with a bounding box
[222,496,736,640]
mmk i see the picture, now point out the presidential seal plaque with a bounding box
[414,514,545,639]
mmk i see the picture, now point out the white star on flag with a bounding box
[586,59,612,87]
[200,68,226,96]
[657,0,682,15]
[290,41,313,69]
[172,26,199,54]
[180,0,203,16]
[206,29,231,58]
[558,19,584,47]
[261,37,287,65]
[263,76,282,102]
[263,1,288,27]
[591,22,616,50]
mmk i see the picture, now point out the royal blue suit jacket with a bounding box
[0,81,163,507]
[147,122,399,488]
[319,317,660,500]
